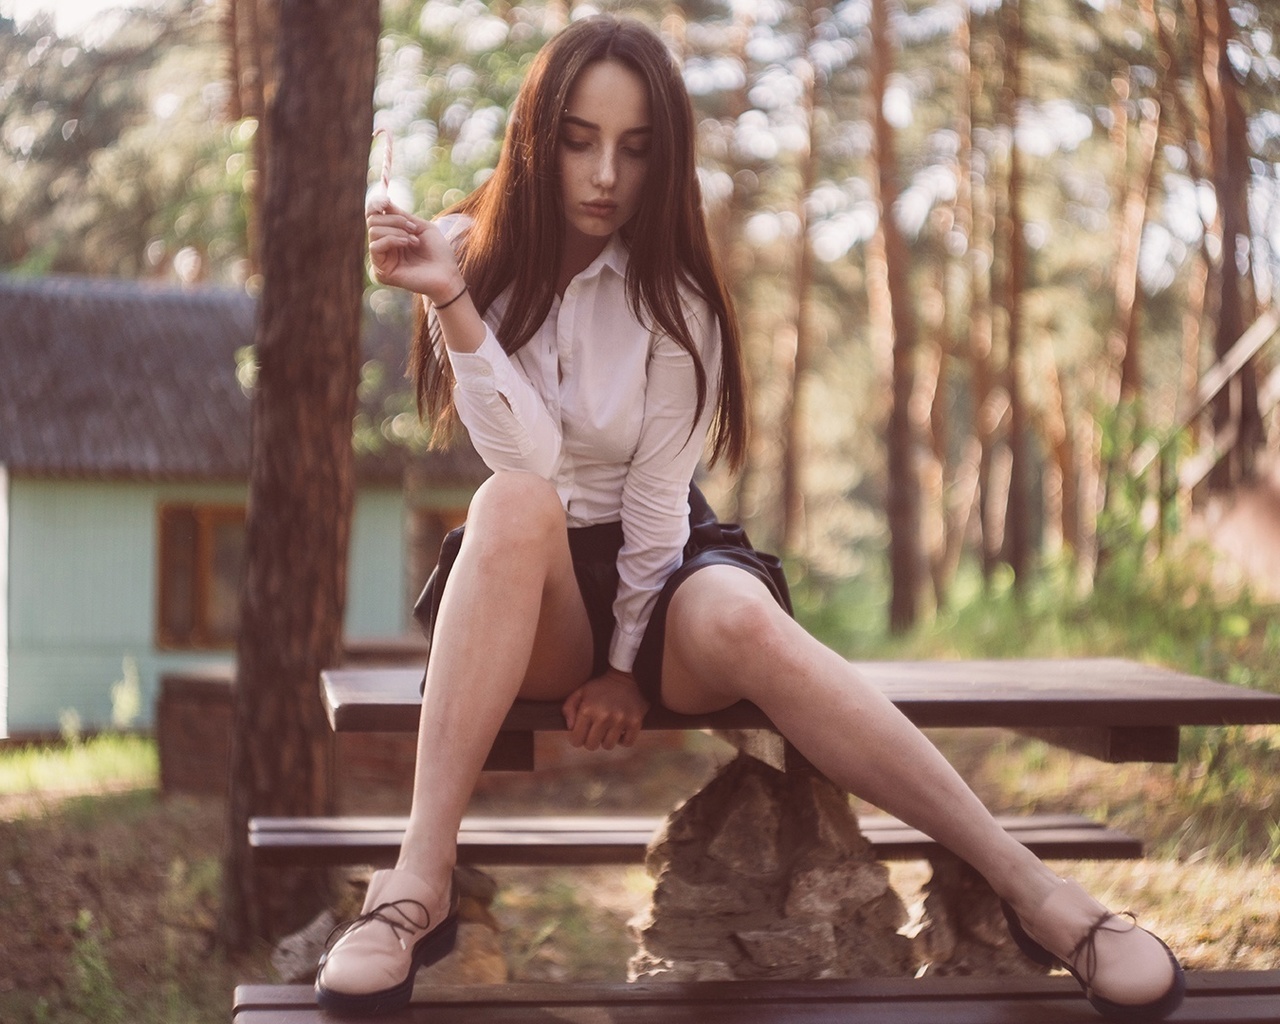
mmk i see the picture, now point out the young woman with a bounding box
[317,15,1184,1020]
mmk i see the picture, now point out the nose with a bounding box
[592,147,617,189]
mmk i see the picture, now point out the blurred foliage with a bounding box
[0,0,251,282]
[795,535,1280,701]
[6,0,1280,595]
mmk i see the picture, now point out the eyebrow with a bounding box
[561,114,653,136]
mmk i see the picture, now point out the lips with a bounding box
[582,201,618,217]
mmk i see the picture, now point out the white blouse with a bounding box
[435,215,721,673]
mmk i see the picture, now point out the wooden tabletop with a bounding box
[321,658,1280,765]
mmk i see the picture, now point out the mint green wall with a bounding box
[4,477,409,736]
[347,488,409,637]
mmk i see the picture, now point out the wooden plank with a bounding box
[250,812,1114,836]
[480,732,533,771]
[1015,725,1181,764]
[321,659,1280,740]
[234,971,1280,1024]
[248,813,1142,867]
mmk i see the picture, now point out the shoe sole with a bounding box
[315,913,459,1017]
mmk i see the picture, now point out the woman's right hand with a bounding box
[366,200,464,303]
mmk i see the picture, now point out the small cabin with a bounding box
[0,274,484,737]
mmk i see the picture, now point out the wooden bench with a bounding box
[234,971,1280,1023]
[321,658,1280,768]
[248,812,1143,868]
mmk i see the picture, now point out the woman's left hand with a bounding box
[562,669,650,751]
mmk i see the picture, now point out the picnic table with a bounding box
[319,657,1280,766]
[239,656,1280,1022]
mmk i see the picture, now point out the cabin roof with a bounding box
[0,274,482,485]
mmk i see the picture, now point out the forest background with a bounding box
[5,0,1280,629]
[3,0,1280,1017]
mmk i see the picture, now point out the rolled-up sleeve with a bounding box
[609,303,720,671]
[446,329,562,478]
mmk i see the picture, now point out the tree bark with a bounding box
[1196,0,1262,488]
[965,19,1000,585]
[1095,1,1167,567]
[925,1,977,607]
[869,0,922,632]
[220,0,380,948]
[224,0,277,277]
[996,0,1029,585]
[1038,353,1078,557]
[713,8,756,526]
[778,0,820,556]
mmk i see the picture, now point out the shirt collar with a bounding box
[577,232,630,281]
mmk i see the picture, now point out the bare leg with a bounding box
[316,472,599,1011]
[659,566,1060,914]
[659,566,1178,1008]
[395,472,596,918]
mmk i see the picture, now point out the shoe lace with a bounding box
[325,898,432,953]
[1069,910,1138,995]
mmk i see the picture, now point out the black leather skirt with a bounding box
[412,484,792,706]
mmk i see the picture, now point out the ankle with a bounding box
[997,864,1064,922]
[389,859,453,907]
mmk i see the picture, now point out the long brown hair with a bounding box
[410,14,747,468]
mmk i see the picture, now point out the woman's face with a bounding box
[558,59,652,247]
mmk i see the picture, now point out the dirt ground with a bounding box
[0,734,725,1022]
[1,731,1277,1024]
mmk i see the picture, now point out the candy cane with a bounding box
[366,128,392,214]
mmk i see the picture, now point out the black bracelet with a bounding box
[434,282,468,311]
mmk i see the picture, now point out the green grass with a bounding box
[0,731,158,797]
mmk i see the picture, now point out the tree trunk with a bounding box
[870,0,922,633]
[966,21,999,585]
[1165,0,1214,446]
[1095,3,1166,567]
[1038,354,1078,557]
[778,0,820,556]
[926,0,976,607]
[1197,0,1261,488]
[715,8,756,526]
[996,0,1029,586]
[220,0,380,948]
[225,0,277,277]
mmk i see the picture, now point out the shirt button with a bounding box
[475,363,492,377]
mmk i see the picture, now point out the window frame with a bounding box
[156,502,247,650]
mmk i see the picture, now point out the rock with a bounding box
[271,908,337,983]
[834,918,918,977]
[652,870,772,918]
[415,920,507,986]
[784,862,889,920]
[707,771,783,878]
[807,780,874,860]
[630,953,736,982]
[913,856,1050,977]
[630,754,916,982]
[734,922,839,978]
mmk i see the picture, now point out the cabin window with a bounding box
[157,504,246,648]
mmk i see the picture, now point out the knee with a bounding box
[678,581,790,672]
[463,472,565,561]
